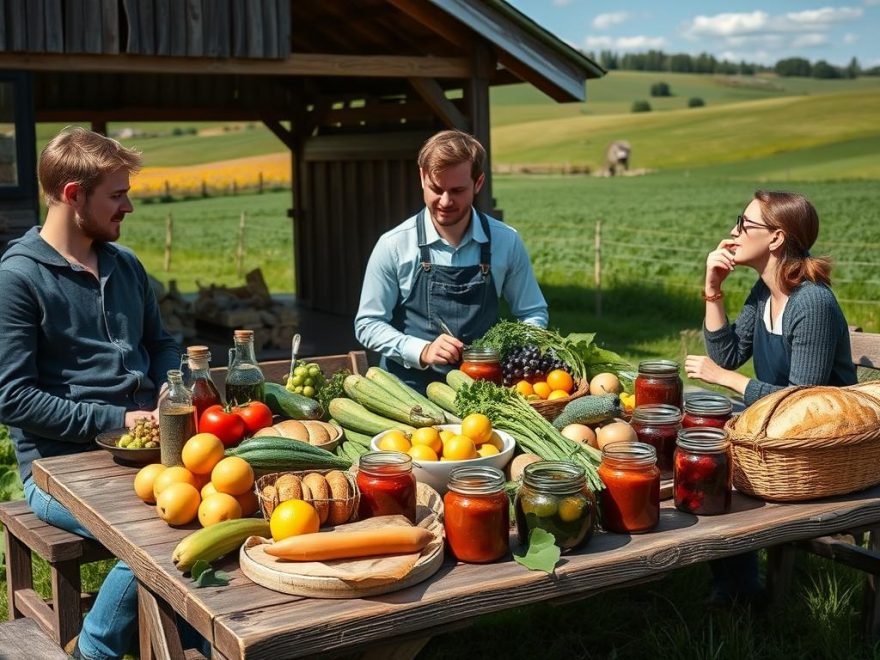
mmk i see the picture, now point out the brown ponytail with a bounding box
[753,190,832,291]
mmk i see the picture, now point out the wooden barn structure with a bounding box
[0,0,602,317]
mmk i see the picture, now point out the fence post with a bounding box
[594,219,602,317]
[232,180,237,196]
[258,171,264,194]
[236,211,246,277]
[164,213,173,272]
[202,180,208,198]
[164,180,171,200]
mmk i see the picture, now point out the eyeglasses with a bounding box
[735,214,772,234]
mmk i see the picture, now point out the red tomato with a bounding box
[232,401,274,435]
[198,405,246,447]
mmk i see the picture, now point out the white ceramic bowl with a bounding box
[370,424,515,494]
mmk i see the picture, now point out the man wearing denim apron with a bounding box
[355,130,548,393]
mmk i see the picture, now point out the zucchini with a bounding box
[365,367,447,421]
[328,398,416,436]
[551,394,623,429]
[341,440,368,462]
[446,369,474,392]
[426,382,458,415]
[225,436,351,470]
[343,375,442,427]
[264,382,323,420]
[341,426,374,447]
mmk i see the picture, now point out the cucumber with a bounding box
[343,375,442,427]
[365,367,447,421]
[446,369,474,392]
[341,427,374,447]
[426,382,458,414]
[264,382,323,420]
[328,398,416,436]
[225,436,351,470]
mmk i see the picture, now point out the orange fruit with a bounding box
[192,471,212,490]
[477,444,500,458]
[546,369,574,394]
[460,414,493,445]
[155,482,201,526]
[377,430,411,452]
[153,466,198,499]
[270,499,320,541]
[547,389,569,401]
[211,456,255,496]
[514,380,534,396]
[438,429,455,443]
[181,433,225,475]
[198,493,242,527]
[200,481,218,499]
[134,464,166,504]
[235,489,260,517]
[485,432,504,451]
[411,427,442,454]
[442,434,477,461]
[407,444,439,462]
[532,382,552,400]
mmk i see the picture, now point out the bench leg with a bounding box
[766,544,797,607]
[51,560,83,648]
[138,582,186,660]
[866,526,880,641]
[4,527,34,620]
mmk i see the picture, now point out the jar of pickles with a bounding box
[634,360,683,410]
[630,404,682,478]
[444,466,509,563]
[515,461,596,552]
[357,451,417,523]
[598,442,660,534]
[673,427,732,515]
[459,347,503,385]
[682,394,733,430]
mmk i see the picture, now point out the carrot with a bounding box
[264,526,433,561]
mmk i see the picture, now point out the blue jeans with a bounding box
[23,479,210,659]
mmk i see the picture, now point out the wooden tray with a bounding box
[239,483,444,599]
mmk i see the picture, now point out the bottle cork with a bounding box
[234,330,254,341]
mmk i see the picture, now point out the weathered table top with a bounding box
[32,450,880,659]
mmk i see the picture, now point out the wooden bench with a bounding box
[211,349,369,388]
[0,616,67,659]
[0,499,114,649]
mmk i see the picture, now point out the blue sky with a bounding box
[507,1,880,67]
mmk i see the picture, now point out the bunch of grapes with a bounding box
[501,345,570,387]
[118,419,160,449]
[285,361,325,399]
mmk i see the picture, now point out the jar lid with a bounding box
[358,450,412,473]
[601,441,657,468]
[462,347,500,362]
[448,466,505,494]
[683,394,733,417]
[632,404,682,425]
[637,359,680,376]
[676,427,729,452]
[522,460,586,494]
[234,329,254,341]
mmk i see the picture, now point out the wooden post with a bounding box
[164,180,171,200]
[236,211,246,277]
[201,180,208,198]
[594,220,602,317]
[163,214,172,272]
[232,180,237,196]
[258,171,264,194]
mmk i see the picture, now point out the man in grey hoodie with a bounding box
[0,127,180,659]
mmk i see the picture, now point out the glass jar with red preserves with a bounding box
[674,427,732,515]
[357,451,417,523]
[635,360,683,410]
[598,442,660,534]
[630,404,682,478]
[460,347,503,385]
[444,466,509,563]
[682,394,733,430]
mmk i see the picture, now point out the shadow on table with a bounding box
[730,492,767,513]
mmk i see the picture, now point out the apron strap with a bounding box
[416,208,432,272]
[477,210,492,276]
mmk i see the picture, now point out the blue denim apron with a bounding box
[380,208,499,393]
[753,303,791,387]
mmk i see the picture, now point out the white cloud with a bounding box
[592,11,632,30]
[790,33,829,47]
[552,0,573,6]
[584,35,666,50]
[843,32,859,43]
[864,0,880,6]
[785,7,863,26]
[683,7,864,39]
[685,11,769,37]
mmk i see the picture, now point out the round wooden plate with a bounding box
[239,483,444,599]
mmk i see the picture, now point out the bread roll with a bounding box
[301,420,331,446]
[254,420,309,442]
[302,473,330,524]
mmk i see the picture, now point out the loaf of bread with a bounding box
[731,381,880,441]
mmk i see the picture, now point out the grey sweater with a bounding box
[704,279,857,405]
[0,227,180,481]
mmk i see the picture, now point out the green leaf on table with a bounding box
[190,559,211,580]
[513,528,561,574]
[193,568,230,588]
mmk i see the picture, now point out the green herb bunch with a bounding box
[317,369,351,419]
[472,321,587,380]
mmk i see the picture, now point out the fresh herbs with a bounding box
[317,369,351,418]
[472,321,587,380]
[567,334,636,391]
[455,379,603,492]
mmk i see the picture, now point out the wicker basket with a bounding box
[726,415,880,502]
[530,378,589,421]
[255,469,360,523]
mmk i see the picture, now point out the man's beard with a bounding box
[75,208,120,243]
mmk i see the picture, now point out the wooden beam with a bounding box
[263,119,295,150]
[35,107,288,122]
[407,77,469,131]
[0,52,470,78]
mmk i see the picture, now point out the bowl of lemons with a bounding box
[370,414,516,494]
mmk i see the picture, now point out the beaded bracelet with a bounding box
[702,289,724,302]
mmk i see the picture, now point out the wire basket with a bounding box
[255,469,360,525]
[529,378,590,421]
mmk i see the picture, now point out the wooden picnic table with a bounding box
[32,450,880,659]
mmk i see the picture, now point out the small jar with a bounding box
[460,347,503,385]
[674,427,732,515]
[598,442,660,534]
[630,404,682,478]
[356,451,417,523]
[158,369,197,467]
[635,360,683,410]
[515,461,596,552]
[444,466,509,563]
[682,394,733,430]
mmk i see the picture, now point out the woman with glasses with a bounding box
[684,190,856,405]
[684,190,857,607]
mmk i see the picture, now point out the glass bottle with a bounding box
[630,404,682,478]
[598,442,660,534]
[634,359,683,410]
[459,347,504,385]
[444,466,509,563]
[158,369,197,467]
[515,461,596,552]
[225,329,265,405]
[357,451,417,523]
[682,394,733,430]
[674,427,732,515]
[182,345,222,426]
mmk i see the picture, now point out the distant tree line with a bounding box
[587,50,879,79]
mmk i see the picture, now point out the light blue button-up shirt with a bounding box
[355,208,548,370]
